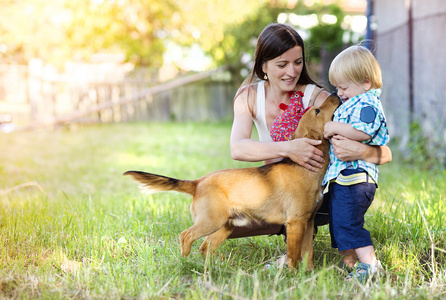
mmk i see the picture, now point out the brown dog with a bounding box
[124,94,341,270]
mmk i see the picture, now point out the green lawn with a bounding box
[1,122,445,299]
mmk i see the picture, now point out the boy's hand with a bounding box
[324,121,337,139]
[324,121,370,142]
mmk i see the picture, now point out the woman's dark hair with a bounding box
[249,23,316,86]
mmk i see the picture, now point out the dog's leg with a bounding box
[301,217,315,270]
[180,229,195,257]
[285,219,307,269]
[199,222,234,255]
[180,197,230,257]
[180,224,217,257]
[180,219,226,257]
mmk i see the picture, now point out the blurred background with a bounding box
[0,0,445,164]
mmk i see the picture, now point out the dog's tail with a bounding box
[124,171,197,196]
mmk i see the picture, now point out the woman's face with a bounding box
[262,46,303,92]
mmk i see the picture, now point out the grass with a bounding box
[1,121,445,299]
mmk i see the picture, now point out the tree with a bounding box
[204,0,346,84]
[0,0,71,64]
[63,0,177,68]
[0,0,264,68]
[307,3,345,63]
[163,0,265,70]
[0,0,349,74]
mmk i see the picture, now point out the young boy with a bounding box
[323,45,390,282]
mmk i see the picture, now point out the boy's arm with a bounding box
[324,121,371,141]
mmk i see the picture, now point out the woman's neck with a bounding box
[265,83,289,105]
[265,82,305,106]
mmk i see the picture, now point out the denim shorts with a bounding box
[328,169,377,251]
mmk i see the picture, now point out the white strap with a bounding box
[302,84,316,108]
[253,81,273,142]
[256,81,266,123]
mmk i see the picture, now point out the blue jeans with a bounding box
[328,169,376,251]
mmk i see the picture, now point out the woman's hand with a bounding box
[330,135,365,161]
[331,135,392,165]
[287,138,325,172]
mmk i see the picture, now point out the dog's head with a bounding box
[293,94,341,140]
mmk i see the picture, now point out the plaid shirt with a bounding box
[323,89,390,186]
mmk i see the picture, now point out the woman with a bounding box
[228,23,392,239]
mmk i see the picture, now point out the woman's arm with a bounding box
[230,91,325,171]
[330,135,392,165]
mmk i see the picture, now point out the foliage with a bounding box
[0,122,445,298]
[208,1,348,84]
[63,0,178,67]
[0,0,349,71]
[405,120,445,169]
[307,3,346,63]
[0,0,263,68]
[171,0,263,50]
[0,0,71,64]
[207,1,299,83]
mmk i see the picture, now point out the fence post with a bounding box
[28,59,43,121]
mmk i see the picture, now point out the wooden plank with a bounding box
[19,66,228,130]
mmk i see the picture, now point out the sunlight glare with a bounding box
[321,14,337,25]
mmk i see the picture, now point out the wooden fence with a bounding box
[0,63,238,131]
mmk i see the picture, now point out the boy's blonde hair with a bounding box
[329,45,382,90]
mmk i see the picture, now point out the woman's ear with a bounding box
[262,62,267,77]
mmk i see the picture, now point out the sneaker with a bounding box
[345,260,383,284]
[264,254,287,270]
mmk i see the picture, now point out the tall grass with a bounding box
[1,122,445,299]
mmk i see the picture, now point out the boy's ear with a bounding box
[363,79,372,91]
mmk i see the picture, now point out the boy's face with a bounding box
[334,80,371,102]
